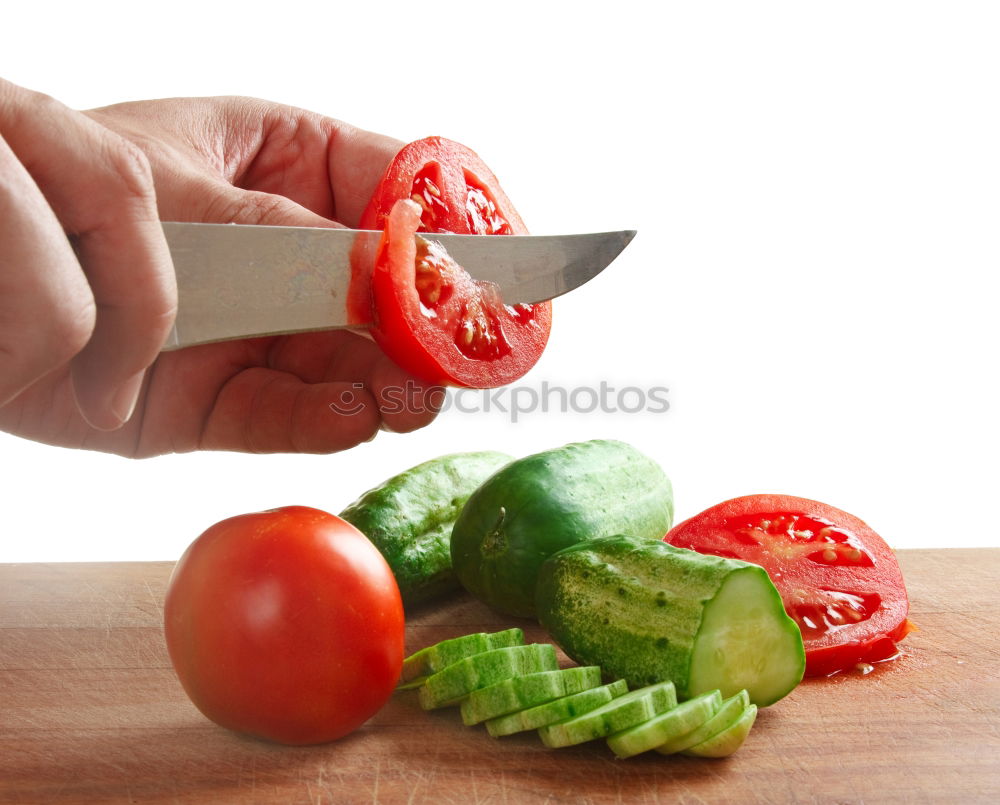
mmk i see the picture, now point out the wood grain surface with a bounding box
[1,549,998,804]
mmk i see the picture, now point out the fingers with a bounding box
[199,366,383,454]
[0,80,176,429]
[0,134,95,407]
[266,331,444,434]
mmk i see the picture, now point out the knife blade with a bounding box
[161,222,635,351]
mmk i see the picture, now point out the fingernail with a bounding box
[110,371,145,426]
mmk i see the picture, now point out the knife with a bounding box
[161,222,636,351]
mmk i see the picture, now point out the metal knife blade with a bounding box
[161,222,635,351]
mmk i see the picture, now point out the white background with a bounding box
[2,1,997,561]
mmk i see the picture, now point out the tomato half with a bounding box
[369,199,551,387]
[664,495,911,677]
[353,136,552,387]
[163,506,404,745]
[359,136,528,235]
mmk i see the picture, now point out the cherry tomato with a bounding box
[664,495,911,677]
[352,137,552,387]
[163,506,404,745]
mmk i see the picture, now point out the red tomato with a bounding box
[359,136,528,235]
[369,199,551,387]
[353,137,552,387]
[163,506,404,745]
[664,495,911,677]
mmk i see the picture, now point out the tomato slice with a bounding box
[355,136,551,387]
[664,495,911,677]
[359,136,528,235]
[370,199,551,387]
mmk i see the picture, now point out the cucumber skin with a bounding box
[536,535,762,697]
[450,440,674,617]
[399,628,524,689]
[341,451,513,607]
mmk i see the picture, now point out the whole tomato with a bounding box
[164,506,404,745]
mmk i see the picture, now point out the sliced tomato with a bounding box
[352,137,551,386]
[359,136,528,235]
[664,494,911,677]
[370,199,551,387]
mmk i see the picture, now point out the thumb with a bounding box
[196,181,345,229]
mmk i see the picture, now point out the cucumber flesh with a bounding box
[486,679,628,738]
[606,690,722,759]
[400,628,524,689]
[655,689,750,755]
[683,704,758,758]
[461,666,602,726]
[687,568,805,706]
[419,644,558,709]
[538,681,676,748]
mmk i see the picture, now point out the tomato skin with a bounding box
[163,506,404,745]
[664,494,910,677]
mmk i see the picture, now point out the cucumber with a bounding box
[418,644,558,709]
[538,681,677,748]
[460,666,602,725]
[399,628,524,689]
[341,450,513,607]
[450,440,674,617]
[486,679,629,738]
[606,690,722,759]
[682,704,758,758]
[536,535,804,705]
[655,689,751,755]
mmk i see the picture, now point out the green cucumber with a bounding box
[451,440,674,617]
[536,535,805,705]
[606,690,722,759]
[460,666,602,725]
[418,644,558,709]
[341,450,513,607]
[682,704,758,758]
[486,679,629,738]
[538,681,677,748]
[655,690,751,755]
[399,628,524,689]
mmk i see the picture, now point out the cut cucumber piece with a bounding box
[461,666,602,726]
[418,644,558,709]
[538,681,676,748]
[655,689,751,755]
[400,628,524,689]
[486,679,628,738]
[536,536,805,706]
[606,690,722,759]
[683,704,758,758]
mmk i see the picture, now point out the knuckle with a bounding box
[205,188,297,226]
[105,137,156,205]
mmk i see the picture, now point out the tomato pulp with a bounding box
[163,506,405,745]
[665,495,911,677]
[355,137,551,387]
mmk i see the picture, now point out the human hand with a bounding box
[0,82,441,456]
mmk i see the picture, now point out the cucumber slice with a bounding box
[655,689,750,755]
[486,679,629,738]
[683,704,758,758]
[461,666,602,726]
[606,690,722,759]
[418,644,558,709]
[536,536,805,706]
[686,570,804,706]
[538,681,676,748]
[400,628,524,689]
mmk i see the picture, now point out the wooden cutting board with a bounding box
[1,549,998,804]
